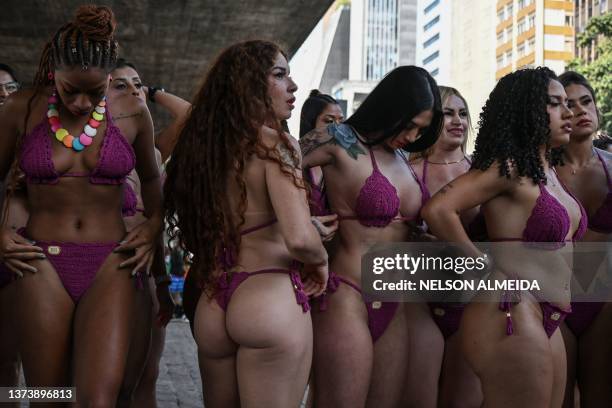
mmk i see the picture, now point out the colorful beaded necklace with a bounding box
[47,89,106,152]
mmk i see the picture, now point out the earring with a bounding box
[47,71,54,80]
[109,75,113,82]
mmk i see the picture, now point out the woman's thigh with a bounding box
[228,273,312,408]
[72,251,147,404]
[13,258,74,386]
[0,285,21,387]
[461,300,558,407]
[311,282,373,408]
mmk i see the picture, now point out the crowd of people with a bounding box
[0,4,610,408]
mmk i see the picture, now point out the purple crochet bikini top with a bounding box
[494,181,587,244]
[19,108,135,185]
[306,168,328,216]
[588,149,612,233]
[340,147,426,228]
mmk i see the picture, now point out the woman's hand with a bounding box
[0,228,44,277]
[115,219,162,276]
[301,261,329,297]
[311,214,339,242]
[155,283,176,328]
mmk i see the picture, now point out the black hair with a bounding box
[114,58,137,71]
[471,67,558,184]
[299,89,339,137]
[344,65,442,153]
[558,70,603,128]
[0,63,19,83]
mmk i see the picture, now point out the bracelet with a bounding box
[154,274,172,285]
[148,86,164,103]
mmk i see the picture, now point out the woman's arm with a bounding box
[144,86,191,162]
[0,92,44,274]
[422,164,514,257]
[116,105,163,273]
[266,132,328,295]
[299,127,339,169]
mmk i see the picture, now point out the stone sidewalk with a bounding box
[156,319,203,408]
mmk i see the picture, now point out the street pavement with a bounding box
[157,318,203,407]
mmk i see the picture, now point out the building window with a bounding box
[430,68,439,76]
[497,31,504,43]
[528,12,535,29]
[528,37,535,50]
[497,55,504,69]
[505,27,513,41]
[423,50,440,65]
[518,18,526,34]
[518,0,525,9]
[424,33,440,48]
[424,0,440,14]
[506,3,513,18]
[602,0,608,13]
[565,15,573,26]
[505,49,513,65]
[424,15,440,31]
[497,9,505,23]
[518,43,525,56]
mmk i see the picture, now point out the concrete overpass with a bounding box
[0,0,334,105]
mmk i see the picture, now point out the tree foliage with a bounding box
[567,13,612,134]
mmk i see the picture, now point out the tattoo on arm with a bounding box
[277,143,298,168]
[299,128,333,157]
[299,125,366,161]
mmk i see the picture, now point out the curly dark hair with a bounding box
[163,40,303,292]
[471,67,558,184]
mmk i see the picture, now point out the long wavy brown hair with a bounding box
[164,40,303,292]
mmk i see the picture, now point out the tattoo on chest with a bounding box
[112,111,142,121]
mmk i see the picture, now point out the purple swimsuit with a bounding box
[214,220,310,313]
[0,108,141,302]
[494,180,587,337]
[564,149,612,337]
[320,135,427,342]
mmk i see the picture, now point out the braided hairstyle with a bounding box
[2,5,119,226]
[471,67,557,184]
[34,5,118,88]
[163,40,303,292]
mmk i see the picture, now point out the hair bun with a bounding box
[309,89,322,97]
[73,5,117,41]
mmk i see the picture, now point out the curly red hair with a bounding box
[164,40,303,292]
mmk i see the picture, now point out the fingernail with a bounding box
[28,240,36,245]
[30,267,37,273]
[119,240,126,244]
[38,254,46,259]
[119,262,125,268]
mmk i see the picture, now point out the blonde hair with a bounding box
[413,86,472,159]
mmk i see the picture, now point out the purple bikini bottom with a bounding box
[214,267,310,313]
[318,271,399,343]
[564,302,605,337]
[499,291,571,338]
[0,228,144,303]
[429,303,465,338]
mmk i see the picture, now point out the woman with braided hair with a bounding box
[164,40,328,407]
[423,67,580,406]
[0,5,162,405]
